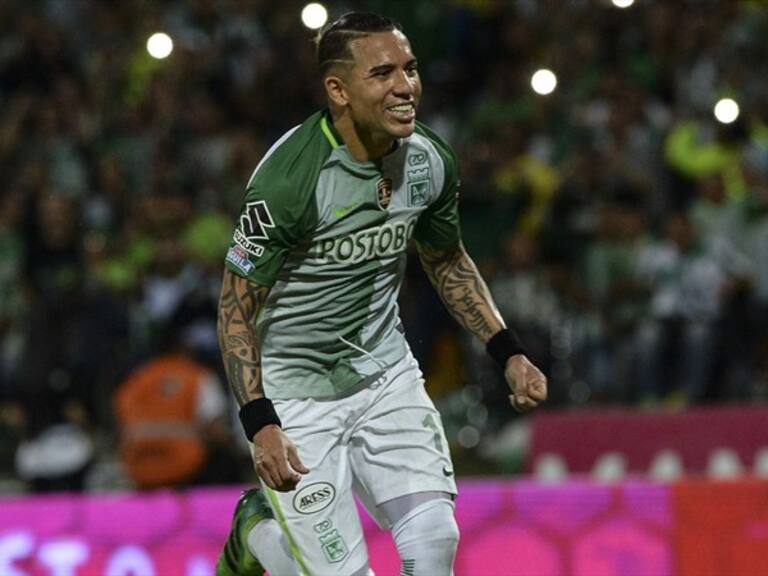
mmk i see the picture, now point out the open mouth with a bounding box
[386,102,416,122]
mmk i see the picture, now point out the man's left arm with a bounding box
[416,240,547,412]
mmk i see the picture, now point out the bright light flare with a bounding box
[301,3,328,30]
[457,425,480,449]
[612,0,635,8]
[531,69,557,95]
[146,32,173,59]
[714,98,740,124]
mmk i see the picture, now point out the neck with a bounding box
[331,111,395,162]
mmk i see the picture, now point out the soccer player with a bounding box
[216,12,547,576]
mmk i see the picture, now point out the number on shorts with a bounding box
[422,413,443,452]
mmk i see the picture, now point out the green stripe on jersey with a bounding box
[320,116,340,149]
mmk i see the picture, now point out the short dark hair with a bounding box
[316,12,403,76]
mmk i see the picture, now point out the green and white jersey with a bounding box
[225,110,460,399]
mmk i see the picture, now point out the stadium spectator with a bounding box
[635,212,728,403]
[114,328,239,489]
[583,189,653,402]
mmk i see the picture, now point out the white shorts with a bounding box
[263,351,457,575]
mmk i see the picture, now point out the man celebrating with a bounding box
[217,12,547,576]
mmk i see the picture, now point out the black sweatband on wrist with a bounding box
[238,398,282,441]
[486,328,527,370]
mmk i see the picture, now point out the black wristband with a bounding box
[486,329,527,370]
[238,398,282,441]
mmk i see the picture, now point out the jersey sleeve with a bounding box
[413,139,461,251]
[224,174,312,286]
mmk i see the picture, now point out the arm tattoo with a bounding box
[217,269,270,406]
[417,241,505,343]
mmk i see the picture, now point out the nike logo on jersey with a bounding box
[442,466,454,477]
[332,201,362,219]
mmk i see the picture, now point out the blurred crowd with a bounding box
[1,0,767,492]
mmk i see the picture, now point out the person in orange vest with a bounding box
[114,332,232,489]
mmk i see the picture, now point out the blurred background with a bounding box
[1,0,768,573]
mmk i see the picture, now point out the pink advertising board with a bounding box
[0,480,672,575]
[529,406,768,474]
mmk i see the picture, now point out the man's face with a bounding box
[341,30,422,141]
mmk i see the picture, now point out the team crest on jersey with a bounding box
[376,178,393,210]
[407,166,431,206]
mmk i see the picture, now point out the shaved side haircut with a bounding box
[316,12,403,76]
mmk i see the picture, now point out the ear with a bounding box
[324,75,349,107]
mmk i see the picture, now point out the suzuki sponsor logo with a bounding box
[232,199,274,257]
[233,229,265,257]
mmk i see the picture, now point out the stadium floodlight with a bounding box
[146,32,173,59]
[301,3,328,30]
[611,0,635,8]
[714,98,740,124]
[531,68,557,95]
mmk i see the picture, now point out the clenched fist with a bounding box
[504,355,548,413]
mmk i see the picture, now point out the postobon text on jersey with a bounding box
[312,220,416,264]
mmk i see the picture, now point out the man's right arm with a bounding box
[217,268,308,491]
[217,268,269,405]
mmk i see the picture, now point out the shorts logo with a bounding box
[293,482,336,515]
[313,520,349,564]
[225,245,255,274]
[377,178,393,210]
[422,413,444,452]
